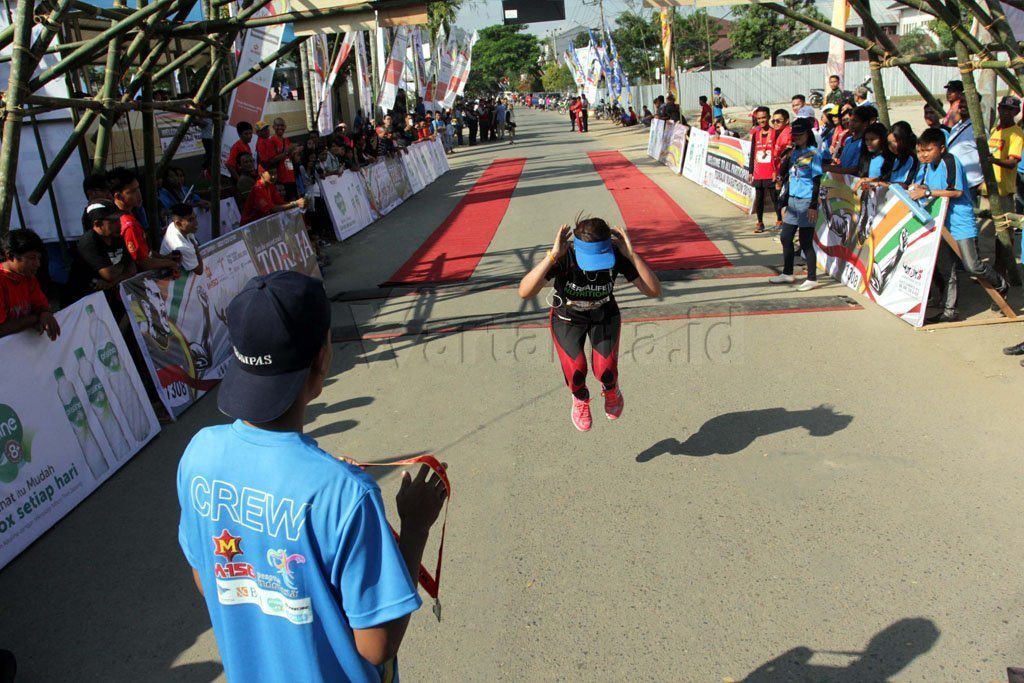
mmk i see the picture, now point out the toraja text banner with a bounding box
[0,293,159,570]
[814,175,945,327]
[701,136,755,214]
[120,210,320,418]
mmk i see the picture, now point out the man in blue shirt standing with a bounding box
[909,128,1009,323]
[177,271,448,682]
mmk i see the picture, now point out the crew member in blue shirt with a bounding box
[909,127,1009,323]
[177,271,448,682]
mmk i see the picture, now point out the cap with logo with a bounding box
[823,104,840,116]
[998,95,1022,109]
[255,120,270,131]
[791,117,814,135]
[85,200,121,223]
[217,271,331,423]
[944,79,964,91]
[574,238,616,272]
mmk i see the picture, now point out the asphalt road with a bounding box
[1,109,1022,682]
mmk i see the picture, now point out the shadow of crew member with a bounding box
[743,617,940,682]
[636,405,853,462]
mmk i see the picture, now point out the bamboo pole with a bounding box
[0,0,36,235]
[954,39,1021,285]
[151,40,208,82]
[846,0,944,117]
[300,39,316,131]
[155,35,233,178]
[164,0,425,37]
[25,94,205,114]
[27,0,179,92]
[91,34,123,171]
[217,37,306,97]
[141,6,161,250]
[205,0,222,240]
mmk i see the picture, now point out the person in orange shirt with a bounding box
[272,117,298,199]
[0,228,60,340]
[225,121,254,181]
[108,167,180,274]
[241,166,305,225]
[254,120,290,199]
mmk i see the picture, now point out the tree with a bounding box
[729,0,825,62]
[612,11,660,83]
[898,28,939,55]
[573,31,590,49]
[464,24,541,95]
[542,61,576,93]
[428,0,463,37]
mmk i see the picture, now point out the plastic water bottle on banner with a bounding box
[84,304,150,443]
[54,368,109,479]
[73,347,130,461]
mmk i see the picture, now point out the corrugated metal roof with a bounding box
[779,29,859,58]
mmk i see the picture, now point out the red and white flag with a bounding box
[412,26,429,98]
[354,30,374,119]
[377,26,409,112]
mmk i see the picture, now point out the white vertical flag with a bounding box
[354,31,374,120]
[376,26,409,112]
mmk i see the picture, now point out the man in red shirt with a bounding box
[747,106,783,233]
[108,167,180,274]
[225,121,254,181]
[258,117,297,200]
[699,96,713,131]
[0,229,60,340]
[241,166,305,225]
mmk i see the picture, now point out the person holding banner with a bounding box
[178,271,448,682]
[70,201,138,318]
[160,204,204,276]
[768,118,823,292]
[910,128,1009,323]
[518,218,661,432]
[0,229,60,341]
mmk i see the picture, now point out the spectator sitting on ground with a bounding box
[240,166,305,225]
[0,228,60,341]
[160,203,204,276]
[108,167,181,274]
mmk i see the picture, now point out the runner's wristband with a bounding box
[547,250,557,266]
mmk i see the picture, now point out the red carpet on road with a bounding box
[384,157,527,284]
[588,151,731,270]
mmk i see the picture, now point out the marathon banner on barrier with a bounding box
[647,118,666,160]
[701,136,755,214]
[682,127,709,183]
[814,176,945,327]
[120,210,320,418]
[664,123,688,175]
[319,170,378,241]
[0,293,160,570]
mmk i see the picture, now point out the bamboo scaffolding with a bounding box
[0,1,37,230]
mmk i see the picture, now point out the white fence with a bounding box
[623,62,960,111]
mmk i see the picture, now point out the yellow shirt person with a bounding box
[988,95,1024,197]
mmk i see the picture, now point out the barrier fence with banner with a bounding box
[0,293,160,570]
[120,209,320,418]
[651,124,753,213]
[814,175,946,328]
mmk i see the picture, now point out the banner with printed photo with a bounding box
[701,135,755,214]
[814,178,945,327]
[120,210,319,418]
[647,118,666,160]
[664,123,688,175]
[385,156,414,201]
[401,144,431,194]
[0,293,160,570]
[319,171,378,240]
[425,137,450,176]
[360,158,404,216]
[682,127,710,184]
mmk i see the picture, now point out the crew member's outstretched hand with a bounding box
[397,464,448,533]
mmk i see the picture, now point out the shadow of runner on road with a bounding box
[742,617,940,682]
[636,405,853,462]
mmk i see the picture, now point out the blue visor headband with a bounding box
[574,238,615,272]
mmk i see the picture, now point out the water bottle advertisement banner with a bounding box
[0,293,160,570]
[120,209,320,419]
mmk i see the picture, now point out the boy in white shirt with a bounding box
[160,202,204,275]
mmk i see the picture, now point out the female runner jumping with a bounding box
[518,218,662,432]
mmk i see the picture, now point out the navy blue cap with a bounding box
[574,238,615,272]
[218,271,331,423]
